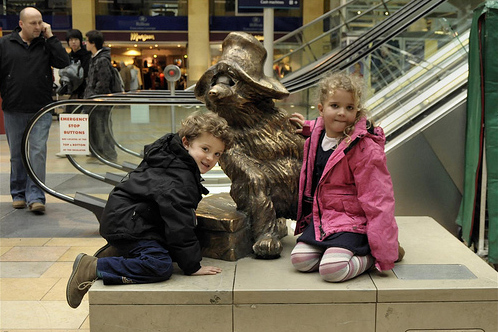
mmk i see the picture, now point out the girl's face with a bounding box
[182,132,225,174]
[318,88,359,138]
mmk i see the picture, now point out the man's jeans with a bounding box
[3,111,52,205]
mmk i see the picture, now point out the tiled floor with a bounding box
[0,119,102,331]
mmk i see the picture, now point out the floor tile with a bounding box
[0,300,88,329]
[41,261,73,278]
[58,246,103,262]
[0,246,69,262]
[0,278,60,301]
[0,261,54,278]
[46,238,107,247]
[0,238,51,247]
[0,246,12,255]
[42,278,69,301]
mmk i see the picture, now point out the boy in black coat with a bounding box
[66,111,233,309]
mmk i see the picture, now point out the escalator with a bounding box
[22,0,469,230]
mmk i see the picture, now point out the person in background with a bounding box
[0,7,69,213]
[119,61,131,91]
[84,29,117,162]
[289,72,403,282]
[129,59,142,91]
[66,29,91,99]
[66,111,233,309]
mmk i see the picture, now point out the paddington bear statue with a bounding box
[195,31,304,258]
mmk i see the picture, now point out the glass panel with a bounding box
[2,0,71,15]
[276,1,471,139]
[210,0,302,17]
[28,100,209,198]
[96,0,187,16]
[273,0,411,77]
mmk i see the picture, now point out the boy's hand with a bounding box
[192,265,222,275]
[289,112,305,134]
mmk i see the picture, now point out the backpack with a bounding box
[57,61,84,95]
[110,66,125,93]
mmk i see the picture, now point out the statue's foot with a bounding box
[252,236,283,259]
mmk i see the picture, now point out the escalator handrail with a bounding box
[282,0,447,92]
[273,0,392,65]
[20,98,205,204]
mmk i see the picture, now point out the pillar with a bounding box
[302,0,325,62]
[187,0,210,87]
[71,0,95,33]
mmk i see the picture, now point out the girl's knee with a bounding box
[291,243,322,272]
[291,252,320,272]
[319,261,350,282]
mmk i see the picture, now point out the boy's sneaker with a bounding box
[66,253,98,309]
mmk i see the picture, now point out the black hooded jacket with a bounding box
[68,47,91,98]
[0,27,69,113]
[100,133,209,275]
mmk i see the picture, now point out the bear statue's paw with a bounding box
[252,236,283,259]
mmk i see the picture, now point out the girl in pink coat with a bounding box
[289,72,401,282]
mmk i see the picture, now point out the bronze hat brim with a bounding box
[195,60,289,102]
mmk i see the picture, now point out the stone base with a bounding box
[89,217,498,332]
[196,193,253,261]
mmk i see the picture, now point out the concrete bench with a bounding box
[88,217,498,332]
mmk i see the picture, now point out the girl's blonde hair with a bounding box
[178,111,233,150]
[317,71,370,141]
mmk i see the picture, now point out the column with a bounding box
[187,0,210,87]
[71,0,95,33]
[302,0,325,61]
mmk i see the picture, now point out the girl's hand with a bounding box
[289,112,305,134]
[192,266,222,275]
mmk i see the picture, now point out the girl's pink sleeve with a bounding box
[350,139,399,272]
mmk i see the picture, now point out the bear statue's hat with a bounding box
[195,31,289,101]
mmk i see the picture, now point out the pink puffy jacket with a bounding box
[295,116,399,271]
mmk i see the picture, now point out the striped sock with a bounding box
[291,242,324,272]
[319,247,374,282]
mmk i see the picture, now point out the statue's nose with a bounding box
[208,84,232,100]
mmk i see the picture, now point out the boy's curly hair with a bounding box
[317,71,371,142]
[178,111,233,150]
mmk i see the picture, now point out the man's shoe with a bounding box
[94,243,120,258]
[66,253,98,309]
[29,202,45,214]
[12,200,26,209]
[87,157,104,165]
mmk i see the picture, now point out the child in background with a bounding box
[289,72,402,282]
[66,111,233,308]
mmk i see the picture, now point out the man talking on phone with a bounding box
[0,7,69,214]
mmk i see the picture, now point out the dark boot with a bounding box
[66,253,98,308]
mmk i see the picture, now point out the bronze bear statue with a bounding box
[195,31,304,258]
